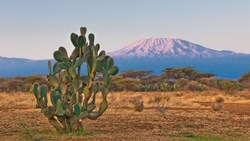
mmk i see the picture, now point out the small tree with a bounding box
[239,71,250,89]
[161,67,214,81]
[31,27,118,133]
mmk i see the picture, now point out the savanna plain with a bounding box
[1,90,250,141]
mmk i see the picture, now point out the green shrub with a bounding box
[109,76,141,91]
[135,83,177,92]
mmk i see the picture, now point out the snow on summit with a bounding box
[109,38,237,58]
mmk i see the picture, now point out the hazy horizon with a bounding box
[0,0,250,59]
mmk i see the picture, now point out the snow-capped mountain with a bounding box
[109,38,238,58]
[0,38,250,79]
[107,38,250,79]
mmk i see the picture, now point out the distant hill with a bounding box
[0,56,49,77]
[1,38,250,79]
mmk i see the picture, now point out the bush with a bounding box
[199,78,243,94]
[217,80,243,94]
[211,96,224,111]
[109,76,141,91]
[184,81,209,91]
[0,75,48,93]
[175,78,189,90]
[239,71,250,89]
[128,96,144,112]
[198,78,220,89]
[135,83,177,92]
[215,96,224,103]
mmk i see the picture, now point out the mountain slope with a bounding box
[109,38,250,79]
[0,56,49,77]
[109,38,239,58]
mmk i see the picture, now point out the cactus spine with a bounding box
[31,27,119,133]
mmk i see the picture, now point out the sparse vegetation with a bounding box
[0,67,245,95]
[19,123,44,141]
[154,95,170,120]
[211,96,224,111]
[128,96,144,112]
[184,80,209,91]
[217,80,243,94]
[107,67,243,93]
[178,131,197,138]
[0,75,48,92]
[1,91,250,140]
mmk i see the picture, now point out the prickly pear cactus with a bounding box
[31,27,119,133]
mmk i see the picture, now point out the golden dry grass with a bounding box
[1,91,250,141]
[0,92,36,109]
[108,90,250,109]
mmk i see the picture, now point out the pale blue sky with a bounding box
[0,0,250,59]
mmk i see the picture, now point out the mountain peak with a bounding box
[109,38,237,58]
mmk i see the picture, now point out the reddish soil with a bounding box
[194,102,250,115]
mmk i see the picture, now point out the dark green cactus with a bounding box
[31,27,119,133]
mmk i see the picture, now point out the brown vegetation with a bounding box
[0,75,49,92]
[1,91,250,140]
[239,71,250,89]
[1,69,250,140]
[128,96,144,112]
[0,67,246,95]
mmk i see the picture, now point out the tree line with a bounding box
[108,67,243,94]
[0,66,249,94]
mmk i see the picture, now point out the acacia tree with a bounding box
[161,67,214,81]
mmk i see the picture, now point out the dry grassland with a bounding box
[1,91,250,141]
